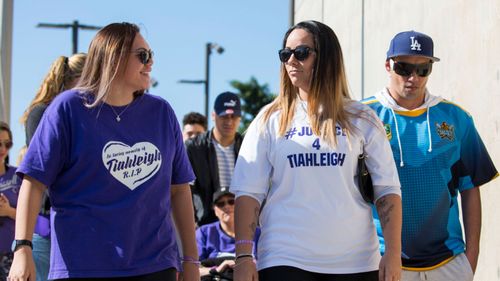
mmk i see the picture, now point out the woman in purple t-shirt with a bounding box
[20,53,87,281]
[9,23,199,281]
[0,122,20,279]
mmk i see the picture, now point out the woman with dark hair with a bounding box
[0,121,21,279]
[231,21,402,281]
[9,22,199,281]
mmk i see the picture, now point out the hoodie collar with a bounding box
[375,87,439,167]
[375,88,443,111]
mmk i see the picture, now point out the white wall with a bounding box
[295,0,500,279]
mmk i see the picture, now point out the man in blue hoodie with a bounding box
[363,31,498,281]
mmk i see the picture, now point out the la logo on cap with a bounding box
[410,37,421,51]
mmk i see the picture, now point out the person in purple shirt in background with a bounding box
[8,22,199,281]
[197,187,260,280]
[0,122,21,280]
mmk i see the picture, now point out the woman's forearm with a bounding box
[376,193,402,255]
[234,195,260,256]
[15,176,46,240]
[171,183,198,259]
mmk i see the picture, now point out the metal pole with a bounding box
[205,43,211,117]
[0,0,13,123]
[37,21,101,55]
[72,20,78,54]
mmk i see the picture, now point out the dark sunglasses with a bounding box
[0,140,13,149]
[391,60,433,77]
[278,46,315,63]
[133,49,154,65]
[215,198,235,208]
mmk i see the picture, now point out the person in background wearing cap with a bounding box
[182,112,208,142]
[363,30,498,281]
[186,92,243,226]
[196,187,260,279]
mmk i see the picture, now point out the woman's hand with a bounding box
[379,251,401,281]
[0,193,16,219]
[234,257,258,281]
[7,247,36,281]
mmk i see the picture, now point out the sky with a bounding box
[7,0,290,161]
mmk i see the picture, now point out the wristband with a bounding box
[235,239,254,246]
[235,253,254,260]
[13,239,33,252]
[182,256,201,265]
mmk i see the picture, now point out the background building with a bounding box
[0,0,13,123]
[293,0,499,279]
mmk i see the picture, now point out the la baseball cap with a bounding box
[214,92,241,117]
[387,30,440,62]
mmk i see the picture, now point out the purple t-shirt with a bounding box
[196,221,260,260]
[17,90,195,279]
[0,165,20,253]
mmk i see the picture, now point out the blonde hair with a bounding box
[75,22,142,108]
[20,53,87,125]
[16,145,27,166]
[262,20,353,146]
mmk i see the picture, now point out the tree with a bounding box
[230,76,276,132]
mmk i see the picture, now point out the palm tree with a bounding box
[230,76,275,132]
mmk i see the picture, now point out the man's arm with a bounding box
[461,186,481,273]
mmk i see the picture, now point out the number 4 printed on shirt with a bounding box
[312,138,321,150]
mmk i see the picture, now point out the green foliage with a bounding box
[230,76,276,133]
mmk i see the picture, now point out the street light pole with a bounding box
[37,20,101,54]
[204,42,224,117]
[179,42,224,117]
[205,43,210,119]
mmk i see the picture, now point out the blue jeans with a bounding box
[32,234,50,281]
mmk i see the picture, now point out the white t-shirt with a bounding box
[230,99,401,274]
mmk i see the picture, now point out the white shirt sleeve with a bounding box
[361,107,401,201]
[230,114,273,199]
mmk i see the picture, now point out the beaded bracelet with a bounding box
[182,256,201,265]
[235,239,254,246]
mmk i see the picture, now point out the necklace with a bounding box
[108,102,132,122]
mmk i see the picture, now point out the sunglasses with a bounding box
[215,198,235,208]
[133,49,154,65]
[391,60,433,77]
[278,46,315,63]
[0,140,13,149]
